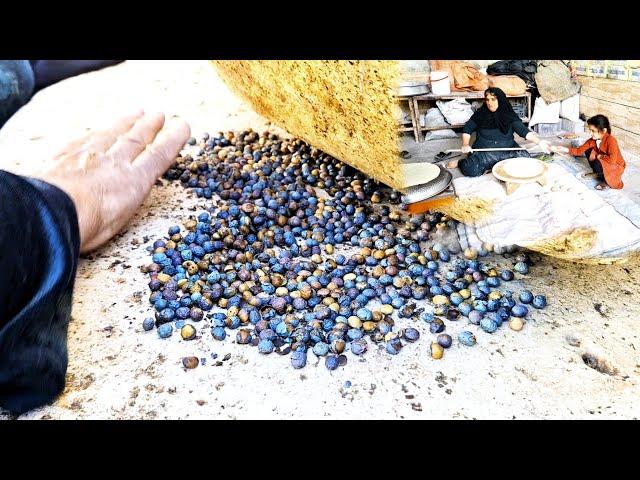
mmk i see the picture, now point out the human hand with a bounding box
[538,140,551,154]
[461,145,472,154]
[39,111,190,253]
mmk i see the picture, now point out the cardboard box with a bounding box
[561,117,586,134]
[533,122,563,135]
[573,60,590,76]
[606,60,629,81]
[589,60,607,78]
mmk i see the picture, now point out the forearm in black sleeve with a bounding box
[462,119,477,135]
[0,169,80,415]
[513,120,531,139]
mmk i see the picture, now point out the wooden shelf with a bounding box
[399,91,532,142]
[414,92,530,101]
[418,117,530,132]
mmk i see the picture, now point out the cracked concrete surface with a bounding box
[0,61,638,419]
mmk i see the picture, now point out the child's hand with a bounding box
[538,140,551,153]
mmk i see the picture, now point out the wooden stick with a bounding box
[446,147,528,153]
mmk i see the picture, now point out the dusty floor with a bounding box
[1,61,639,419]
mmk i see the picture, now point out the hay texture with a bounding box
[431,196,496,223]
[521,228,600,262]
[211,60,403,189]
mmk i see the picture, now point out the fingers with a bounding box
[83,110,146,153]
[538,141,551,153]
[132,117,190,187]
[107,112,165,162]
[55,110,145,160]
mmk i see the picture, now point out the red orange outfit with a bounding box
[568,132,626,189]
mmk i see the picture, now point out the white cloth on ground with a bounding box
[454,154,640,260]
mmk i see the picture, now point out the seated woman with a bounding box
[447,87,550,176]
[550,114,625,190]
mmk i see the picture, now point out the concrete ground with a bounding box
[1,61,639,420]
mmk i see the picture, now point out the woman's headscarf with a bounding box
[469,87,520,134]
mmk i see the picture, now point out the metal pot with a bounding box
[402,165,453,204]
[397,82,430,97]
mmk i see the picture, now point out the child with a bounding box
[551,114,626,190]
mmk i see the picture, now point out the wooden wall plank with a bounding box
[579,76,640,109]
[612,128,640,155]
[578,78,640,155]
[580,96,640,134]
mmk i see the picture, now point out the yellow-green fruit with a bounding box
[509,318,524,331]
[380,304,394,315]
[157,273,172,283]
[463,248,478,260]
[432,295,450,306]
[488,291,502,301]
[384,332,398,342]
[181,324,196,340]
[363,321,377,332]
[348,317,362,329]
[431,342,444,359]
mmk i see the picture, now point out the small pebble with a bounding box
[437,334,452,348]
[142,318,155,331]
[519,290,534,304]
[212,326,226,341]
[291,350,307,369]
[351,339,368,355]
[511,304,528,318]
[386,338,403,355]
[429,318,445,333]
[157,324,173,339]
[458,331,476,346]
[258,339,275,354]
[514,261,529,274]
[182,356,199,369]
[325,355,340,370]
[403,328,420,343]
[480,317,498,334]
[532,295,547,309]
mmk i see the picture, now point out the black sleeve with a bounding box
[0,169,80,415]
[512,119,531,139]
[462,118,478,135]
[32,60,124,91]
